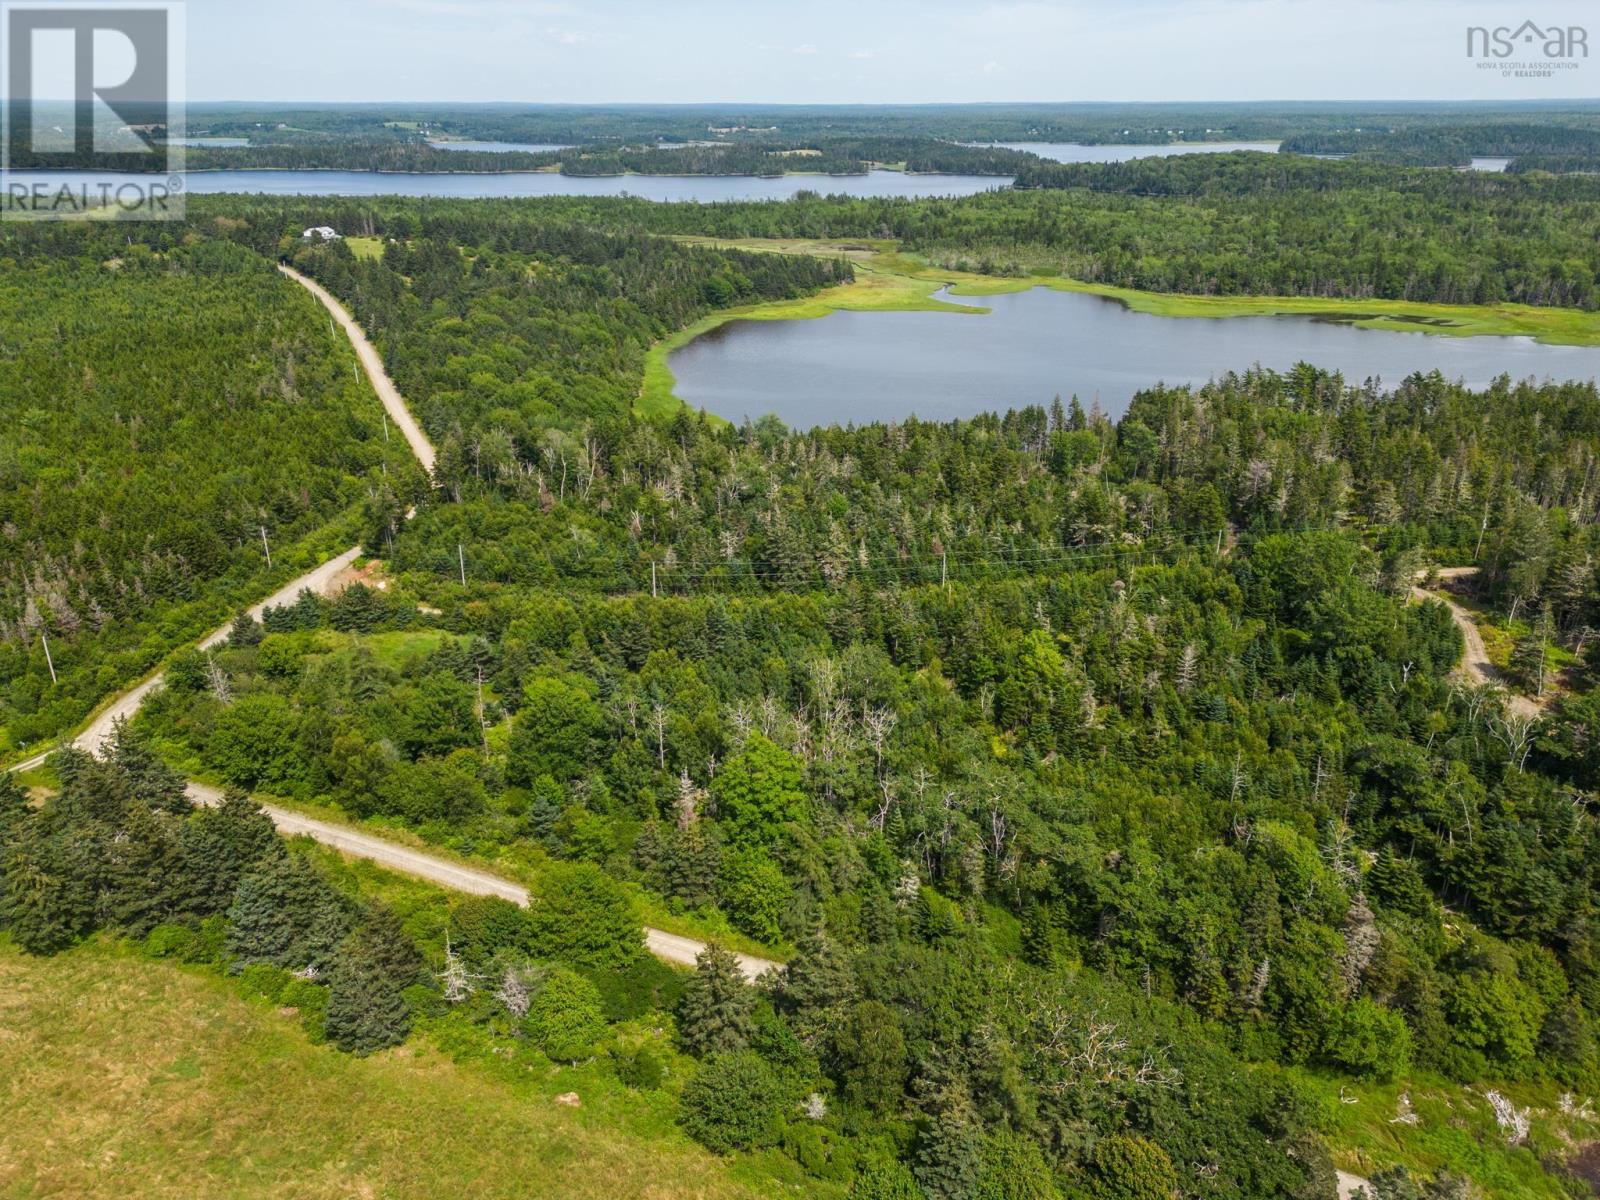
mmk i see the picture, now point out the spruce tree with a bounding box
[913,1107,983,1200]
[778,924,855,1027]
[107,719,191,814]
[677,943,754,1057]
[229,610,263,647]
[226,854,352,973]
[324,914,414,1054]
[104,802,188,937]
[0,773,25,916]
[4,824,98,954]
[181,790,284,917]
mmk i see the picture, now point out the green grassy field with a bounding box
[0,933,798,1200]
[641,237,1600,418]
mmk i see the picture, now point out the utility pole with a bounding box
[651,560,658,599]
[458,543,467,586]
[260,526,272,570]
[40,630,57,685]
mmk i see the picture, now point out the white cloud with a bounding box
[794,43,818,55]
[981,59,1006,73]
[847,48,874,59]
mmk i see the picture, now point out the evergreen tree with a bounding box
[779,924,856,1023]
[678,1050,784,1153]
[228,610,264,647]
[834,999,909,1114]
[525,861,642,969]
[914,1108,984,1200]
[0,772,26,907]
[107,719,191,814]
[226,854,352,973]
[678,943,754,1057]
[104,802,189,936]
[3,823,97,954]
[324,910,417,1054]
[180,789,285,917]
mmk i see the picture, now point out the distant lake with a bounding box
[8,168,1011,202]
[668,286,1600,428]
[428,140,570,153]
[1468,156,1512,172]
[977,141,1280,162]
[165,137,249,147]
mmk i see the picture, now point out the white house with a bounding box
[301,226,341,242]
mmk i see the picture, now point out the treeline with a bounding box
[507,157,1600,308]
[1282,122,1600,168]
[103,137,1032,178]
[0,229,409,754]
[179,100,1600,148]
[274,210,850,438]
[0,728,667,1065]
[553,138,1034,177]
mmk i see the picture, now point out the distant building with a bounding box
[301,226,341,242]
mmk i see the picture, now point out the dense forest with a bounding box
[0,232,411,755]
[396,155,1600,307]
[6,194,1600,1198]
[175,100,1600,148]
[167,137,1035,178]
[1281,124,1600,170]
[0,213,843,756]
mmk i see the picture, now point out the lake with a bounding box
[7,168,1011,202]
[979,141,1280,162]
[667,286,1600,428]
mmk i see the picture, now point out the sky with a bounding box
[181,0,1598,103]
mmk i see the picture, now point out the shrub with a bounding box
[612,1045,665,1090]
[450,894,532,967]
[850,1160,925,1200]
[236,963,293,1003]
[525,862,642,969]
[679,1051,785,1153]
[1089,1134,1176,1200]
[976,1128,1059,1200]
[527,966,606,1062]
[583,954,686,1022]
[143,923,196,959]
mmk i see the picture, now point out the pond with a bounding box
[666,286,1600,428]
[5,168,1011,202]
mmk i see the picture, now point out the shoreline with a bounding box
[639,237,1600,418]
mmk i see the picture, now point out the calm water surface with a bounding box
[8,168,1010,202]
[979,141,1279,161]
[668,287,1600,428]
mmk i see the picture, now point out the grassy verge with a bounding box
[1297,1070,1599,1200]
[639,236,1600,418]
[0,936,790,1200]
